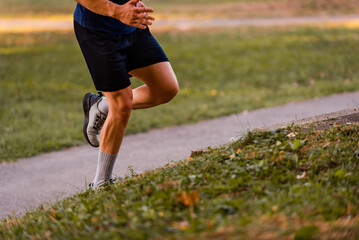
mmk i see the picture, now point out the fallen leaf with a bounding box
[145,186,152,195]
[206,220,214,229]
[272,205,278,211]
[177,189,200,207]
[211,89,218,96]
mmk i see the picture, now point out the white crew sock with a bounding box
[98,97,108,115]
[93,150,118,186]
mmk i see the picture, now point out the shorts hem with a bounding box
[127,58,169,73]
[96,81,131,92]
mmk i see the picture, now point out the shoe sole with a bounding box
[83,93,99,148]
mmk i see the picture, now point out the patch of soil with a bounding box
[309,111,359,131]
[295,110,359,134]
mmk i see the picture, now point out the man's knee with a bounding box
[105,90,133,121]
[111,101,132,119]
[157,82,179,104]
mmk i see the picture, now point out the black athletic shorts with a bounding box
[74,20,169,92]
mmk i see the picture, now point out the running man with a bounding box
[74,0,179,188]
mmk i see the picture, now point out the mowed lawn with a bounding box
[1,27,359,161]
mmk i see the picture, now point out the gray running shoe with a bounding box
[88,178,117,190]
[82,92,107,147]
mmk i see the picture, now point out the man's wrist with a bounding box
[107,1,122,19]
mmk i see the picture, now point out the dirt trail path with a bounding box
[1,92,359,219]
[0,14,359,33]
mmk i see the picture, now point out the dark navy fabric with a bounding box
[74,21,169,92]
[74,0,136,34]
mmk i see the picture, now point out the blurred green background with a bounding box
[1,0,358,17]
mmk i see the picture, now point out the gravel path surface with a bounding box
[1,14,359,32]
[1,92,359,219]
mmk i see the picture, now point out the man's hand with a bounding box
[112,0,155,29]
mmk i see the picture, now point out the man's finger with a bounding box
[136,13,155,21]
[132,19,153,26]
[135,7,154,13]
[140,19,152,26]
[130,18,152,27]
[132,23,147,29]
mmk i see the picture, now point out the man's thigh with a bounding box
[129,62,178,93]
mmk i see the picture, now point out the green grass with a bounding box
[1,122,358,239]
[1,27,359,162]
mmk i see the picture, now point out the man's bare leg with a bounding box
[89,63,178,187]
[86,61,177,149]
[130,62,178,109]
[100,86,133,154]
[97,62,177,154]
[91,86,133,187]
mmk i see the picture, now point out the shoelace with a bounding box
[93,113,106,132]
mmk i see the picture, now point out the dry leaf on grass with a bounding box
[177,189,200,207]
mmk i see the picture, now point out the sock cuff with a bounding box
[99,149,118,158]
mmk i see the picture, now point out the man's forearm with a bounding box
[74,0,154,29]
[74,0,119,18]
